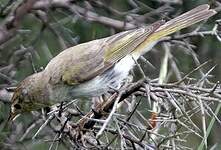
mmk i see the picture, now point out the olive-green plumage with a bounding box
[9,4,216,120]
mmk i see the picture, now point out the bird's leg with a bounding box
[82,95,109,125]
[76,96,104,135]
[76,94,117,138]
[91,96,104,110]
[92,94,114,117]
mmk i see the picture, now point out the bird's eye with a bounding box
[14,104,21,109]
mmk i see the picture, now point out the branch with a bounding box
[0,0,38,45]
[32,0,137,30]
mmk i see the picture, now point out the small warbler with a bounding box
[9,4,216,120]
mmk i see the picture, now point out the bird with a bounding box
[8,4,216,121]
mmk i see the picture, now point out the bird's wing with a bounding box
[61,40,106,85]
[45,39,106,85]
[103,20,164,64]
[45,21,164,85]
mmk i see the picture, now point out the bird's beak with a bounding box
[7,112,18,122]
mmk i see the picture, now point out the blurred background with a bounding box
[0,0,221,149]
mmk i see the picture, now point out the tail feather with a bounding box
[158,4,211,30]
[153,4,216,40]
[136,4,216,51]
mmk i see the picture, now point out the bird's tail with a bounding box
[137,4,216,50]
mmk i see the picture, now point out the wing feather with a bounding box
[104,20,165,64]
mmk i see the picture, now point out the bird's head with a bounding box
[8,72,50,121]
[9,85,33,121]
